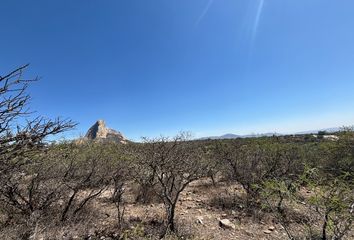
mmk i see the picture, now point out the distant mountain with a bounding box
[198,132,279,140]
[198,127,344,140]
[294,127,341,135]
[77,120,128,144]
[198,134,241,140]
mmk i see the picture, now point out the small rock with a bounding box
[268,226,275,231]
[196,216,204,225]
[264,230,272,234]
[219,219,236,230]
[221,213,227,217]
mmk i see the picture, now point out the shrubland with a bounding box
[0,66,353,239]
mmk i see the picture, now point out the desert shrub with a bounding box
[208,187,243,211]
[301,167,354,240]
[261,165,353,240]
[0,65,75,238]
[324,130,354,178]
[111,149,133,230]
[261,178,301,239]
[59,142,125,221]
[212,139,305,205]
[131,182,162,204]
[200,141,224,186]
[129,143,161,204]
[131,132,208,235]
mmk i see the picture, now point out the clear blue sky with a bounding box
[1,0,354,140]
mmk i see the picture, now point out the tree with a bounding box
[261,178,299,240]
[262,166,354,240]
[303,168,354,240]
[0,65,75,226]
[213,139,304,203]
[135,132,208,234]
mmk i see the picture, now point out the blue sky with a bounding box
[1,0,354,140]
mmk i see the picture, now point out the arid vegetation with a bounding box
[0,66,353,239]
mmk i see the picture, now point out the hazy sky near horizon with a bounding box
[1,0,354,140]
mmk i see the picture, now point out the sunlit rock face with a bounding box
[84,120,127,144]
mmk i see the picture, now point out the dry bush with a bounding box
[111,156,133,230]
[59,145,109,221]
[261,167,353,239]
[131,132,208,235]
[131,182,162,204]
[0,65,131,239]
[128,143,162,204]
[0,65,76,238]
[58,142,129,222]
[211,139,305,205]
[208,188,242,210]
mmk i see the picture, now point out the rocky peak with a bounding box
[85,120,107,139]
[84,120,127,144]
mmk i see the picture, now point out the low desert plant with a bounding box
[133,132,208,235]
